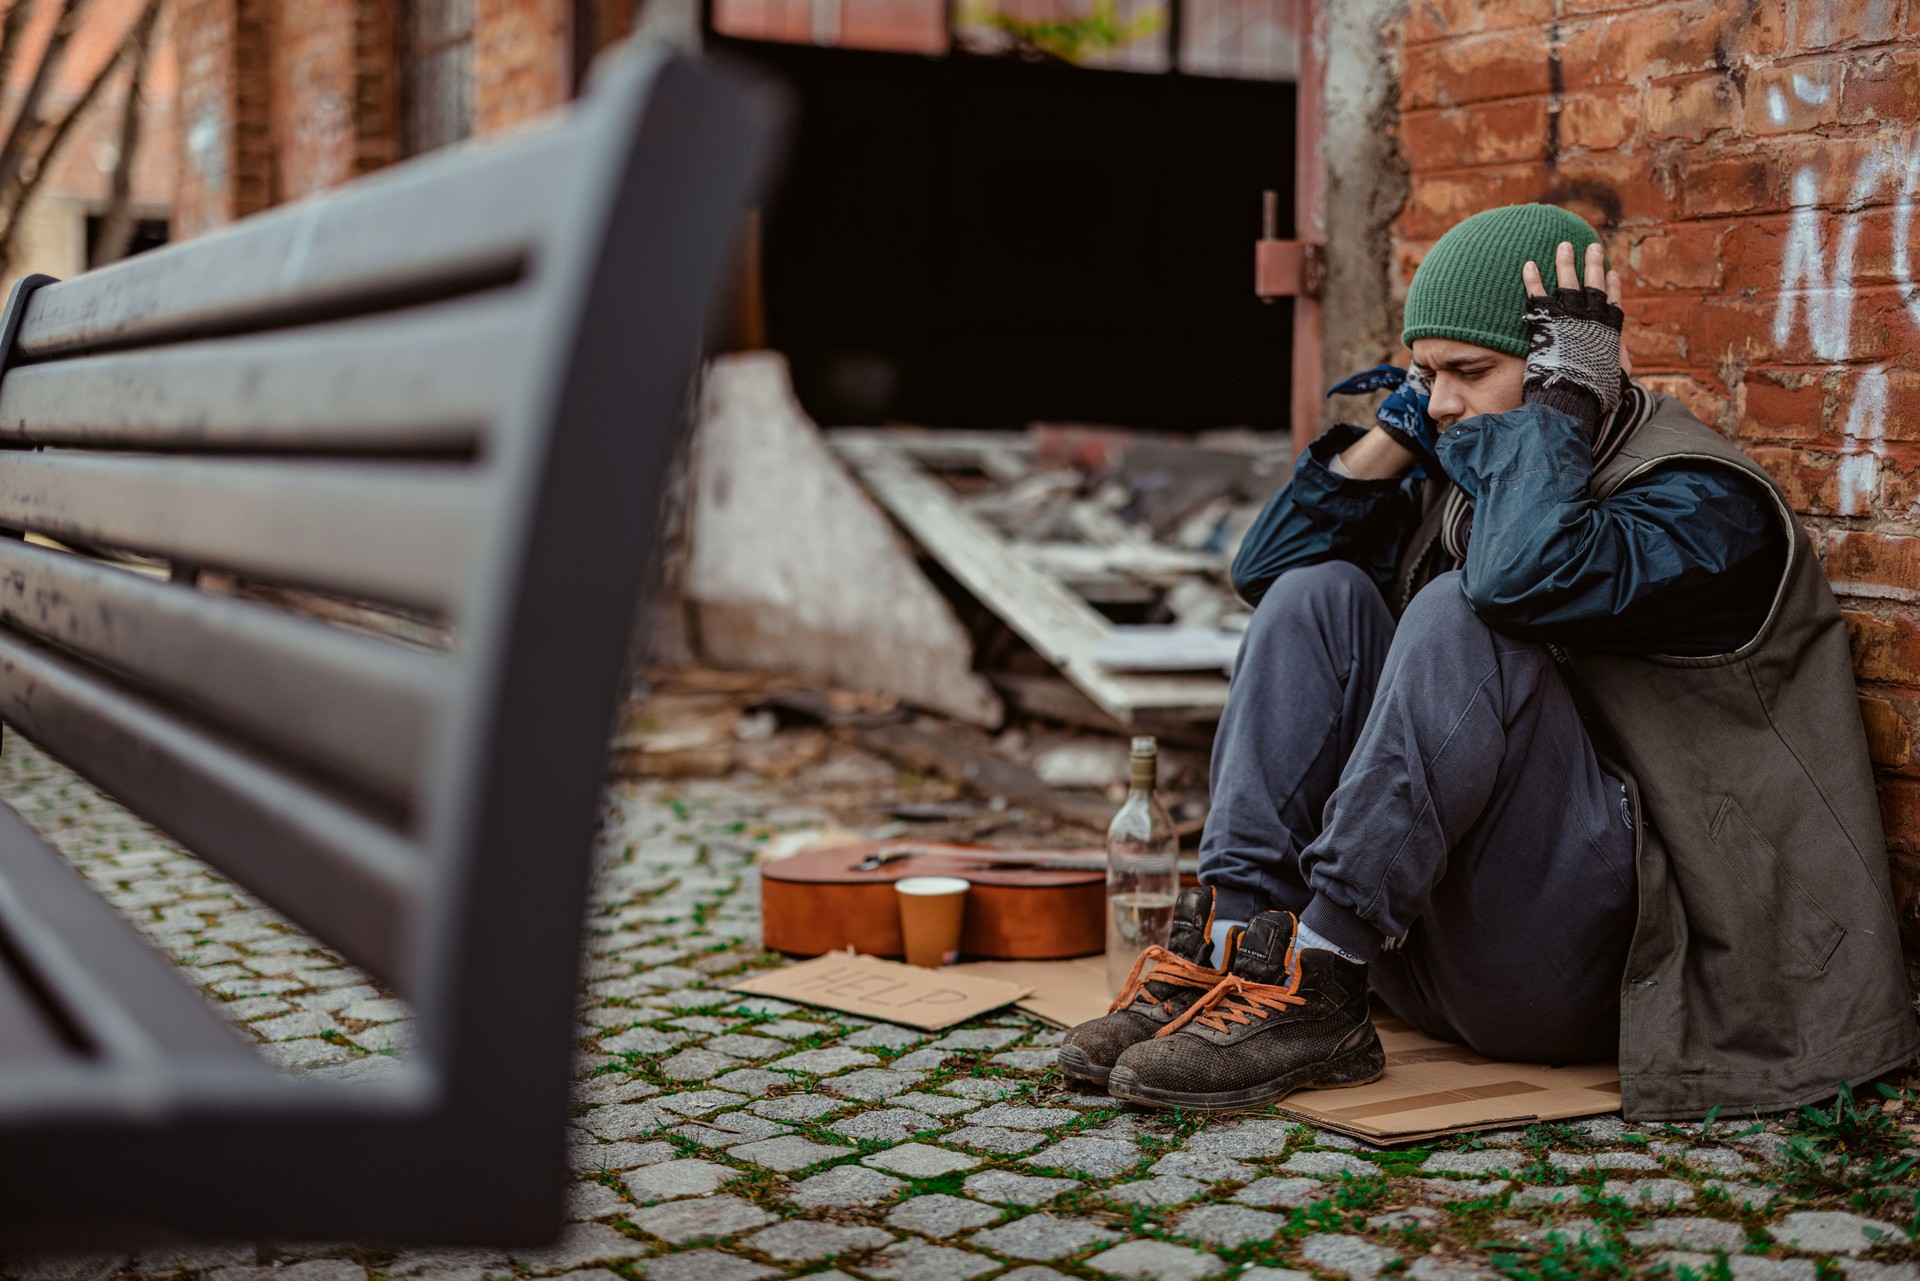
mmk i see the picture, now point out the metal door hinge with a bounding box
[1255,190,1324,301]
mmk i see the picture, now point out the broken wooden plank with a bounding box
[1017,542,1228,581]
[1090,625,1244,674]
[831,434,1228,724]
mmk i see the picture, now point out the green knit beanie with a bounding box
[1402,204,1605,358]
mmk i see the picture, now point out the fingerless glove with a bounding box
[1521,285,1624,437]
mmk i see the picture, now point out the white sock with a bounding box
[1295,919,1366,964]
[1208,919,1246,968]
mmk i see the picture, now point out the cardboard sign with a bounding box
[954,955,1621,1145]
[728,953,1031,1030]
[949,955,1110,1028]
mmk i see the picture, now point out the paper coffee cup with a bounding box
[896,876,970,969]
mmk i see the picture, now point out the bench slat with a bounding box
[0,628,424,987]
[0,538,448,803]
[0,800,270,1070]
[0,963,73,1065]
[0,292,523,453]
[16,120,583,358]
[0,453,477,613]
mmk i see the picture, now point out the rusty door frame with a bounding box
[1253,0,1325,459]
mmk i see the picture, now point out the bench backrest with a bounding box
[0,46,773,1123]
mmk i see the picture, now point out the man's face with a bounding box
[1410,337,1525,433]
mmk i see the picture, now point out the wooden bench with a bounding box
[0,44,775,1248]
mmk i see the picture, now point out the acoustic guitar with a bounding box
[759,841,1107,960]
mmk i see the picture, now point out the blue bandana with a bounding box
[1325,363,1441,473]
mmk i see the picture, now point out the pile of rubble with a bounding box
[671,353,1291,743]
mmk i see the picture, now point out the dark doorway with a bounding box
[714,40,1295,433]
[84,215,169,268]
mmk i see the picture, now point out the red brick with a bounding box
[1718,207,1906,293]
[1396,166,1548,241]
[1881,777,1920,853]
[1743,59,1847,134]
[1842,49,1920,123]
[1740,367,1828,438]
[1403,28,1557,108]
[1559,1,1784,90]
[1790,0,1903,50]
[1691,294,1786,364]
[1559,87,1641,151]
[1401,42,1441,113]
[274,0,362,201]
[1404,0,1553,43]
[1768,133,1908,209]
[474,0,571,135]
[1759,287,1911,365]
[1873,445,1920,513]
[1846,609,1920,685]
[1401,99,1551,170]
[1833,288,1920,364]
[1631,223,1724,289]
[1646,73,1740,140]
[1825,529,1920,600]
[1620,294,1696,365]
[1551,149,1676,226]
[1859,693,1914,768]
[1638,372,1729,428]
[1749,444,1841,514]
[1837,367,1920,443]
[1674,151,1785,217]
[1719,214,1792,292]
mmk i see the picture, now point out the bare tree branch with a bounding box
[0,0,94,202]
[0,2,41,127]
[93,0,161,265]
[0,0,135,270]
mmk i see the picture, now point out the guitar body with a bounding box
[759,842,1106,960]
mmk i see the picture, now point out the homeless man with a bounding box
[1062,202,1917,1120]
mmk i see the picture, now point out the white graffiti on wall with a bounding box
[1769,65,1920,518]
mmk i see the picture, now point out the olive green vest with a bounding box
[1564,397,1917,1119]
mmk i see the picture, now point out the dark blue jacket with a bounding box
[1231,404,1787,657]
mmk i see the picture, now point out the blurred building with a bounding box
[171,0,641,236]
[168,0,1302,435]
[7,0,177,287]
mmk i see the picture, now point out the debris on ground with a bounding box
[832,420,1287,729]
[676,352,1288,737]
[614,666,1212,844]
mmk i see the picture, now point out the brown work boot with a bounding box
[1106,910,1384,1111]
[1057,885,1235,1088]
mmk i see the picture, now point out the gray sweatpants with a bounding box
[1198,561,1636,1064]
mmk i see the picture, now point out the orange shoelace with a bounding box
[1108,946,1223,1015]
[1154,949,1306,1038]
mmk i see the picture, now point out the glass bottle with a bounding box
[1105,735,1180,996]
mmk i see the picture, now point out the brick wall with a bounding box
[473,0,573,135]
[269,0,399,203]
[173,0,626,230]
[1395,0,1920,988]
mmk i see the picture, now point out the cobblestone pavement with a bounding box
[1,737,1917,1281]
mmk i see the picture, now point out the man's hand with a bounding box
[1324,363,1439,477]
[1519,241,1627,437]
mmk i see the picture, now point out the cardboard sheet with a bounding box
[952,955,1620,1145]
[1287,1013,1622,1145]
[949,955,1109,1028]
[728,953,1031,1029]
